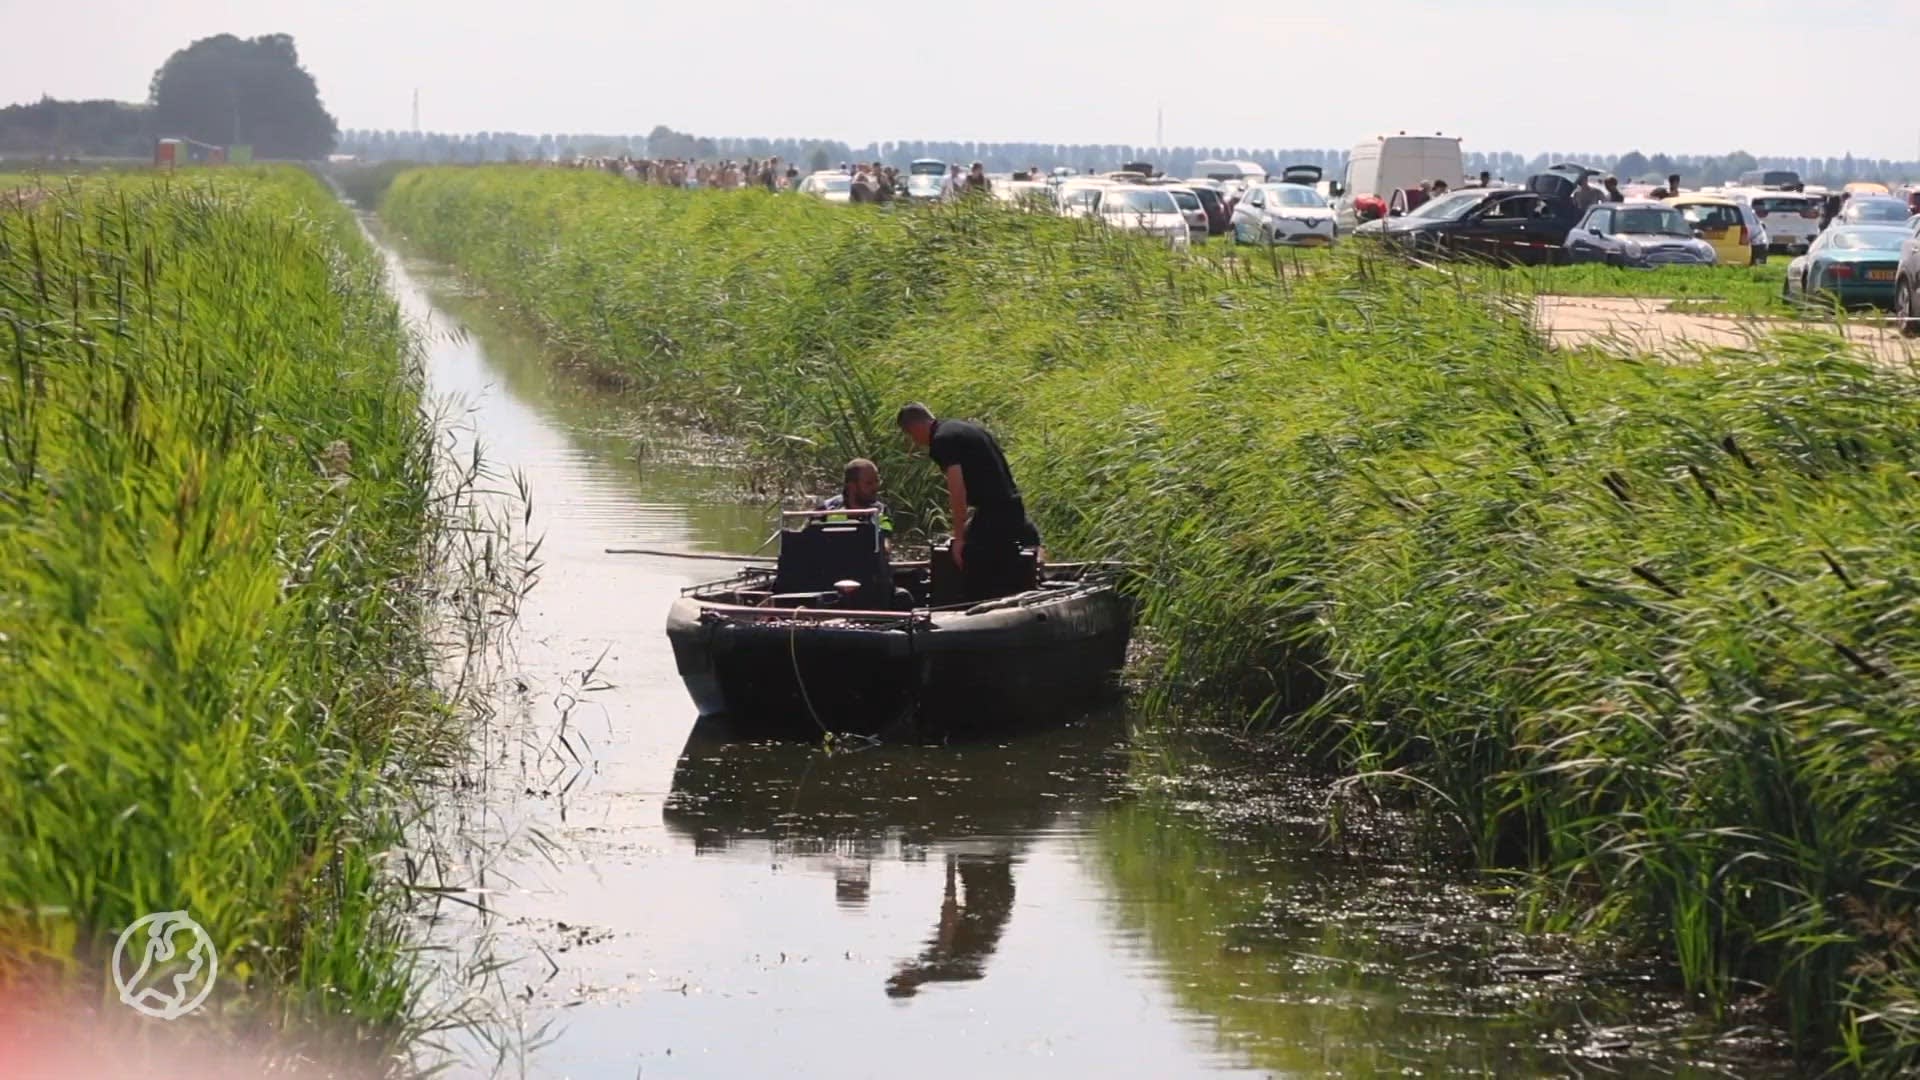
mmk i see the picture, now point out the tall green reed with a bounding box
[0,167,468,1067]
[384,167,1920,1073]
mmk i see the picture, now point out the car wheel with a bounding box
[1899,279,1920,338]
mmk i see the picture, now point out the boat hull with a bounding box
[666,584,1132,738]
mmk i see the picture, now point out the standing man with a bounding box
[1572,173,1604,211]
[964,162,992,198]
[1667,173,1683,198]
[896,403,1040,601]
[1602,175,1624,203]
[940,164,965,201]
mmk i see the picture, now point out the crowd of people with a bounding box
[558,153,1010,201]
[565,154,798,190]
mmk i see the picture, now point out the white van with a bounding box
[1193,159,1267,191]
[1333,134,1465,227]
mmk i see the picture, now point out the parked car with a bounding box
[1056,179,1113,218]
[1562,202,1718,267]
[1667,194,1755,265]
[1177,183,1231,235]
[1097,186,1192,249]
[1784,225,1909,308]
[1839,196,1912,225]
[1192,159,1266,189]
[796,171,852,203]
[1230,183,1339,246]
[1738,191,1822,253]
[1154,184,1212,242]
[1357,180,1576,265]
[1739,168,1804,190]
[904,159,947,201]
[1893,217,1920,336]
[1333,133,1465,228]
[992,180,1053,210]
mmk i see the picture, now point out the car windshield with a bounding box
[909,162,945,175]
[1827,228,1907,252]
[1265,186,1327,208]
[1408,191,1485,220]
[1844,200,1909,223]
[1614,207,1692,236]
[1104,189,1177,214]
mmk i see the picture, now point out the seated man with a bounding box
[818,458,894,552]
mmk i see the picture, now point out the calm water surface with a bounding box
[378,230,1780,1078]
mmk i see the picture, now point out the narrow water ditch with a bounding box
[375,228,1784,1078]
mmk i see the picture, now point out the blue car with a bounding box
[1784,225,1910,308]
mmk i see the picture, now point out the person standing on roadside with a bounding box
[1668,173,1683,197]
[896,403,1040,602]
[940,163,965,201]
[964,162,991,197]
[1603,175,1624,203]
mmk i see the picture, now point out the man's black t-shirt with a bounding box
[929,419,1020,507]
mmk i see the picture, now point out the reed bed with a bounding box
[0,167,457,1065]
[386,166,1920,1072]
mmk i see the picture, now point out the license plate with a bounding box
[1869,269,1896,281]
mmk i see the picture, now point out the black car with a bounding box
[1358,174,1581,265]
[1186,184,1231,235]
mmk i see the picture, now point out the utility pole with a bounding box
[1156,103,1164,157]
[411,88,420,134]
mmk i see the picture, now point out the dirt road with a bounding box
[1537,295,1916,366]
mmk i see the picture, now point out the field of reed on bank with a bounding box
[385,167,1920,1072]
[0,167,461,1065]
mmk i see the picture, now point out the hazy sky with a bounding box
[7,0,1918,159]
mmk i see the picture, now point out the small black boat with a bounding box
[665,509,1132,737]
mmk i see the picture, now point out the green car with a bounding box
[1785,225,1909,308]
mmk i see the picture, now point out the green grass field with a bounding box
[1,167,458,1064]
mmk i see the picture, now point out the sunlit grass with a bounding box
[385,167,1920,1073]
[0,167,461,1065]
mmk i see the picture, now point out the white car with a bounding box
[1230,183,1339,246]
[796,171,852,203]
[1055,179,1114,219]
[1730,189,1821,254]
[1097,187,1192,249]
[1148,183,1211,242]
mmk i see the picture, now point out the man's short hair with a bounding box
[844,458,877,484]
[895,402,934,428]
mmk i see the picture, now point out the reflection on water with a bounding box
[885,853,1016,998]
[1093,738,1789,1077]
[387,227,1785,1078]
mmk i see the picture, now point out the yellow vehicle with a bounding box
[1845,181,1891,196]
[1666,194,1752,265]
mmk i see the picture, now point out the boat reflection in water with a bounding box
[663,713,1125,997]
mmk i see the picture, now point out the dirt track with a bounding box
[1537,295,1916,367]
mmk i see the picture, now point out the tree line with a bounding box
[333,126,1918,189]
[0,34,336,160]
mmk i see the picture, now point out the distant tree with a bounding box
[807,146,830,173]
[1648,153,1675,177]
[1724,150,1758,176]
[149,33,336,159]
[1614,150,1650,179]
